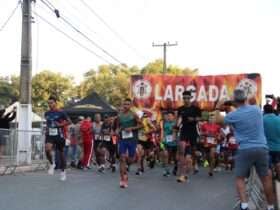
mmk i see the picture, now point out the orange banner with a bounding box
[131,73,262,111]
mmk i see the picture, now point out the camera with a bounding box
[265,94,274,99]
[223,100,234,106]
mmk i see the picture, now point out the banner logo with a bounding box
[132,79,152,99]
[236,78,257,99]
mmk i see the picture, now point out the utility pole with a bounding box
[152,41,178,74]
[17,0,33,165]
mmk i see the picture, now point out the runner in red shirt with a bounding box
[200,112,221,176]
[80,117,94,169]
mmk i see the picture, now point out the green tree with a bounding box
[78,64,135,107]
[141,59,164,74]
[141,59,199,75]
[0,76,19,106]
[32,70,75,114]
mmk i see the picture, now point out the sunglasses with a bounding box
[182,96,191,99]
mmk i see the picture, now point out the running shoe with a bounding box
[120,180,125,188]
[163,170,170,177]
[135,168,143,176]
[111,165,116,173]
[48,164,55,175]
[98,166,105,173]
[123,175,128,188]
[193,169,199,175]
[70,161,76,168]
[149,159,156,169]
[60,171,67,181]
[172,166,177,176]
[120,175,128,188]
[177,175,187,183]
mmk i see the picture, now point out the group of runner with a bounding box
[40,87,280,210]
[44,91,239,187]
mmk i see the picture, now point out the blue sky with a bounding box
[0,0,280,96]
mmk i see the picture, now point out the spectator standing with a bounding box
[215,89,275,210]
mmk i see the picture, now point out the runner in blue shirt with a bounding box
[45,96,71,181]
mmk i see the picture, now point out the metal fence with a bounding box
[0,128,47,175]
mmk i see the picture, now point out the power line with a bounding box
[78,0,146,61]
[53,0,100,36]
[0,0,21,32]
[33,11,113,65]
[39,0,125,65]
[39,0,54,13]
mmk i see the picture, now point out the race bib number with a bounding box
[216,145,221,154]
[95,135,100,140]
[206,137,215,144]
[122,131,133,139]
[229,137,236,144]
[103,135,111,142]
[49,128,58,136]
[65,138,71,146]
[165,135,173,143]
[138,131,147,141]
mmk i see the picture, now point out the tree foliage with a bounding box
[0,76,19,106]
[32,70,75,114]
[78,64,140,107]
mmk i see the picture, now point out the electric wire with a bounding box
[0,0,21,32]
[39,0,125,65]
[78,0,146,61]
[33,11,113,65]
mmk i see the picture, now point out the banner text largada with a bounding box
[130,73,262,111]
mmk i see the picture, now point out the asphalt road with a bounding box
[0,166,236,210]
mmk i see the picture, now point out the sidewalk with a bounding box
[0,160,47,175]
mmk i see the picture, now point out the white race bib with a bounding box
[103,135,111,142]
[65,138,71,146]
[165,135,173,143]
[206,137,215,144]
[49,128,58,136]
[95,135,100,140]
[229,137,236,144]
[122,131,133,139]
[138,130,147,141]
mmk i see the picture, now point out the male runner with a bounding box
[176,90,201,183]
[45,96,71,181]
[115,98,142,188]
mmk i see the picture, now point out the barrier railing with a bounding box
[0,128,47,175]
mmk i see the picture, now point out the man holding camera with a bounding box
[215,89,275,210]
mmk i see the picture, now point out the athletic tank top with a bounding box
[119,111,137,140]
